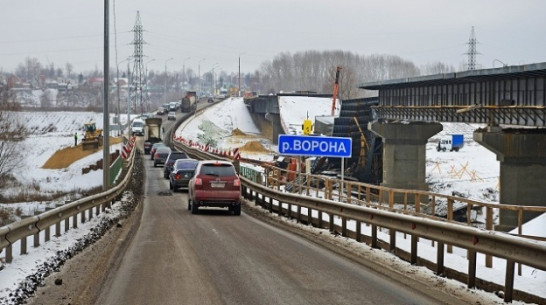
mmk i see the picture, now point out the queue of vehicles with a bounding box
[136,111,242,215]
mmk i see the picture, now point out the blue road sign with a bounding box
[278,134,352,158]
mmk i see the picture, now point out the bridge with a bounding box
[360,62,546,230]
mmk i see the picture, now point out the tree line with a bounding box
[257,50,454,99]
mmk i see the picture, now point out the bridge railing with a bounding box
[240,175,546,304]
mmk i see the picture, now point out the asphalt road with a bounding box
[94,131,440,305]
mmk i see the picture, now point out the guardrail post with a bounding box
[410,235,418,264]
[72,214,78,229]
[20,236,27,255]
[468,249,477,288]
[65,217,69,232]
[371,224,378,248]
[55,222,61,237]
[88,208,93,220]
[268,197,273,213]
[341,217,347,237]
[307,207,312,225]
[81,208,86,224]
[389,229,396,253]
[277,202,282,216]
[505,259,515,302]
[45,226,50,242]
[318,211,323,228]
[356,221,362,242]
[437,242,445,276]
[329,214,334,233]
[485,206,493,268]
[296,205,301,223]
[287,203,292,219]
[447,199,454,253]
[6,245,12,263]
[33,232,39,247]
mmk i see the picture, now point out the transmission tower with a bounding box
[465,26,479,70]
[131,11,146,114]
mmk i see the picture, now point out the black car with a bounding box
[169,159,199,191]
[153,147,171,167]
[163,151,189,178]
[207,98,214,103]
[144,138,162,154]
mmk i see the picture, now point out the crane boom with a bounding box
[331,66,342,116]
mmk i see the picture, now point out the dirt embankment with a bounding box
[42,137,123,169]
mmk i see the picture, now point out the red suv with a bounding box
[188,160,241,215]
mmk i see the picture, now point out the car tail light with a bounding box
[234,178,240,187]
[175,173,181,180]
[154,153,159,158]
[194,177,202,186]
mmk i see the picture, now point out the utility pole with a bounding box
[198,58,205,95]
[103,0,110,190]
[164,57,173,104]
[238,56,241,97]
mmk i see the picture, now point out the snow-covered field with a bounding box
[0,103,544,304]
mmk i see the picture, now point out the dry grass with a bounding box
[42,136,122,169]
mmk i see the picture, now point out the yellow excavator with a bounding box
[81,122,103,150]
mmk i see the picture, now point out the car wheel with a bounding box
[191,201,199,214]
[187,199,192,210]
[233,205,241,216]
[442,147,446,152]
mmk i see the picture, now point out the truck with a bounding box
[181,91,197,112]
[437,134,464,152]
[143,117,163,154]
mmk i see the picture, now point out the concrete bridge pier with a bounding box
[474,127,546,231]
[369,120,443,202]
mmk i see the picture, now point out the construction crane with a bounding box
[353,117,369,167]
[331,66,342,116]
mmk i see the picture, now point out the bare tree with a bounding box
[0,112,28,179]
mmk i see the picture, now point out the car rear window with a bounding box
[169,152,188,160]
[199,164,236,177]
[156,147,171,154]
[176,160,198,170]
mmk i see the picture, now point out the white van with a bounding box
[131,118,145,136]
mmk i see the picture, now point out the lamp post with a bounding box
[238,52,245,97]
[182,57,190,90]
[210,63,220,96]
[164,57,174,104]
[145,58,155,108]
[116,57,131,136]
[198,58,206,95]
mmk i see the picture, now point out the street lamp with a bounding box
[116,57,131,136]
[238,52,245,97]
[182,57,190,89]
[210,63,220,96]
[145,58,155,108]
[198,58,206,95]
[164,57,174,103]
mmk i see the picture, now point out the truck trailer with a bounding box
[143,117,163,154]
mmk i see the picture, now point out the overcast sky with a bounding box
[1,0,545,76]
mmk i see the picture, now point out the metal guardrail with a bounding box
[240,177,546,303]
[0,145,136,263]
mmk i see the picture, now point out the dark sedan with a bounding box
[150,142,166,160]
[169,159,199,191]
[163,151,189,178]
[153,147,171,167]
